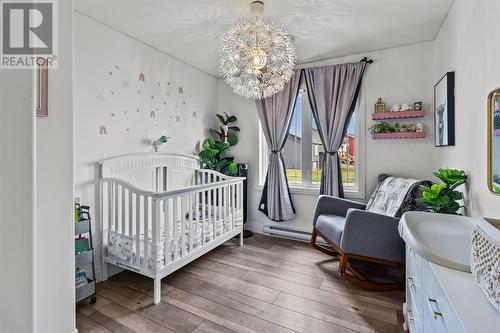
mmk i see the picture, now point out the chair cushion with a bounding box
[315,214,346,248]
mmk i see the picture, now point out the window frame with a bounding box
[258,89,365,199]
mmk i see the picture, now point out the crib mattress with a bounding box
[106,213,242,273]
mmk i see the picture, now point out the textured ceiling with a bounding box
[75,0,454,77]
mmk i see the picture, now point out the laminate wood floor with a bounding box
[77,233,404,333]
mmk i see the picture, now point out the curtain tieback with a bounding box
[271,150,281,153]
[325,151,337,155]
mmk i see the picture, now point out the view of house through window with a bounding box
[282,90,357,189]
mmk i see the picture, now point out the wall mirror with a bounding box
[488,87,500,195]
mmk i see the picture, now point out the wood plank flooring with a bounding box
[77,234,404,333]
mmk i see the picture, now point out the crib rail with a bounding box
[100,169,244,277]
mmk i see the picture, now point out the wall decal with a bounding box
[110,90,114,95]
[168,82,171,85]
[163,101,167,105]
[124,109,128,114]
[176,116,181,122]
[114,65,120,69]
[99,125,107,135]
[178,87,183,94]
[157,82,160,87]
[136,109,140,112]
[139,73,145,82]
[137,90,142,94]
[108,71,113,76]
[150,111,156,118]
[96,94,105,102]
[121,80,129,88]
[192,112,197,118]
[110,113,115,117]
[126,128,130,132]
[151,95,154,99]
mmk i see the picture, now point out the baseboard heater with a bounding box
[263,224,326,245]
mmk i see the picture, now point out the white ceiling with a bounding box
[75,0,454,77]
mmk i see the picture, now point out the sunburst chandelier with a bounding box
[219,0,296,100]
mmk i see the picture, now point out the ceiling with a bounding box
[75,0,454,77]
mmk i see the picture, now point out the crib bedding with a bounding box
[107,210,242,273]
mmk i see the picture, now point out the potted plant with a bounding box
[199,113,240,176]
[369,121,395,134]
[417,168,468,214]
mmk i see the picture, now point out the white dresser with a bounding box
[399,212,500,333]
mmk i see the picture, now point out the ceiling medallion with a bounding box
[219,0,296,99]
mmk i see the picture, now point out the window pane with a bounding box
[312,113,356,187]
[340,114,356,187]
[312,116,324,185]
[283,93,302,184]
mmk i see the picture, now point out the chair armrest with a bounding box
[313,195,367,224]
[340,209,404,263]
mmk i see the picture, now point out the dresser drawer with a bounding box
[406,290,423,333]
[406,246,424,320]
[422,262,464,333]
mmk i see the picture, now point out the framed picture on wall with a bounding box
[434,71,455,146]
[36,62,48,117]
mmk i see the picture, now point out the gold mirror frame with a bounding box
[487,87,500,196]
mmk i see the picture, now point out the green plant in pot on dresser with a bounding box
[199,112,240,176]
[417,168,468,214]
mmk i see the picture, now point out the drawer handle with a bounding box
[408,277,416,287]
[407,309,415,323]
[427,298,443,319]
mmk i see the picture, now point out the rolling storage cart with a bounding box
[75,205,97,304]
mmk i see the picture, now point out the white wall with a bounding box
[0,60,35,333]
[220,42,439,233]
[35,0,76,331]
[74,12,219,278]
[433,0,500,217]
[0,1,75,332]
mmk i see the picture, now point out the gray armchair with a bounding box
[311,175,428,290]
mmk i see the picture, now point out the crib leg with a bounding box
[239,228,244,247]
[101,262,109,281]
[153,277,161,304]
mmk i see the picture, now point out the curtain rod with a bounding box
[360,57,373,64]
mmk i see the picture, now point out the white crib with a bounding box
[99,153,244,304]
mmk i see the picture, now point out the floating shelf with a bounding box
[372,110,425,120]
[373,131,426,139]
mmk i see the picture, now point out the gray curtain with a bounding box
[303,62,366,197]
[256,70,302,221]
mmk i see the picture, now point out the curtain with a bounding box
[303,62,366,197]
[256,70,302,221]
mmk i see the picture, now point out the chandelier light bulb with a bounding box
[249,47,267,70]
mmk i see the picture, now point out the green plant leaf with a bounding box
[216,114,227,125]
[227,132,238,146]
[202,138,214,150]
[228,126,240,131]
[209,128,222,140]
[226,115,237,123]
[225,162,238,176]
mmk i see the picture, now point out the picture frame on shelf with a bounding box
[434,72,455,146]
[374,97,386,113]
[414,101,423,111]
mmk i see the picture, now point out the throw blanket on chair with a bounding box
[365,175,420,217]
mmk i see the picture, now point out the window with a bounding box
[260,88,363,196]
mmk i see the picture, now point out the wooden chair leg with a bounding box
[310,228,339,257]
[338,254,403,291]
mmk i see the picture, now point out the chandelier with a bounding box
[219,0,296,100]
